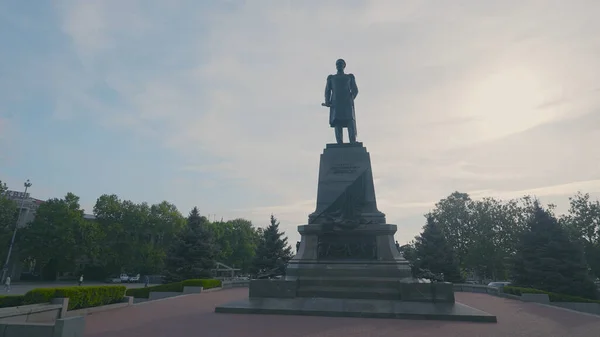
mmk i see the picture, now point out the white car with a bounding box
[119,274,129,283]
[487,281,511,288]
[105,275,122,283]
[128,274,140,283]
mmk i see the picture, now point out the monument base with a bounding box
[215,279,497,322]
[214,142,496,322]
[215,296,497,322]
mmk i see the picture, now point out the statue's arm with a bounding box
[324,75,333,105]
[349,74,358,99]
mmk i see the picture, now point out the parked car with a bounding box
[128,274,140,283]
[120,273,130,283]
[105,275,122,283]
[487,281,511,288]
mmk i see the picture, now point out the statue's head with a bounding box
[335,59,346,71]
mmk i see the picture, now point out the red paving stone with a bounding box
[84,288,600,337]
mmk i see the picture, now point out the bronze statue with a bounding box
[322,59,359,144]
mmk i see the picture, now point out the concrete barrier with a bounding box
[138,282,244,302]
[455,283,600,316]
[65,296,134,317]
[552,302,600,315]
[148,292,181,301]
[521,293,550,304]
[148,286,206,300]
[183,286,203,294]
[0,316,84,337]
[222,280,249,288]
[0,303,63,324]
[0,295,135,324]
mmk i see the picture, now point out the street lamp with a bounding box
[2,179,32,283]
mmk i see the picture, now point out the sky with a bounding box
[1,0,600,245]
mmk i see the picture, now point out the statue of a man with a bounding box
[322,59,359,144]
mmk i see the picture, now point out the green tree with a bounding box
[412,216,463,282]
[561,192,600,278]
[19,193,90,280]
[163,207,218,283]
[429,192,474,272]
[92,194,127,274]
[210,218,259,273]
[398,241,420,276]
[398,242,416,263]
[251,215,292,275]
[512,202,598,299]
[93,195,185,275]
[0,181,17,264]
[429,192,534,281]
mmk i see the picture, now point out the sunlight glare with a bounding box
[463,66,558,141]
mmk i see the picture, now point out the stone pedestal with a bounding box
[308,142,386,225]
[215,143,496,322]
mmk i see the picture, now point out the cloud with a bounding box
[3,0,600,244]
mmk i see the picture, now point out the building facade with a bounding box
[3,190,44,228]
[2,190,95,281]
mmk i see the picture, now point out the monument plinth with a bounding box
[215,59,496,322]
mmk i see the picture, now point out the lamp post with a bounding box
[2,179,32,284]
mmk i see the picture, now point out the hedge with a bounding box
[24,285,126,310]
[503,286,600,304]
[125,279,222,299]
[0,295,25,308]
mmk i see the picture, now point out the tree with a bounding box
[512,202,598,299]
[19,193,90,280]
[163,207,218,283]
[209,218,260,273]
[428,192,535,281]
[92,195,185,275]
[561,192,600,278]
[0,181,17,264]
[251,215,293,275]
[429,192,473,269]
[412,216,463,282]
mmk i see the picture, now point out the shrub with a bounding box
[23,288,57,305]
[125,287,150,299]
[125,279,222,299]
[55,286,126,310]
[0,295,25,308]
[504,286,600,304]
[182,279,222,289]
[24,285,126,310]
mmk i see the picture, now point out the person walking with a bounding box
[78,274,83,286]
[144,275,149,288]
[4,276,10,293]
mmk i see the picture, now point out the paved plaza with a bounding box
[84,288,600,337]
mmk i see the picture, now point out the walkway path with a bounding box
[84,288,600,337]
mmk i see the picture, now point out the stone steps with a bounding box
[296,285,399,300]
[297,277,400,290]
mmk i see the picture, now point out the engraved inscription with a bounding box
[317,234,377,260]
[330,163,360,175]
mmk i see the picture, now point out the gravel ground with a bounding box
[84,288,600,337]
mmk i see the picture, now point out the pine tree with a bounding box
[251,214,293,275]
[413,215,463,283]
[512,202,598,299]
[163,207,218,283]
